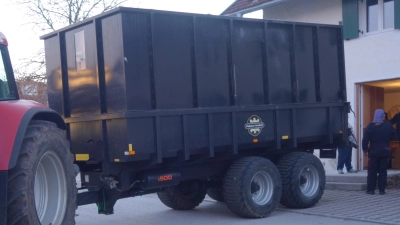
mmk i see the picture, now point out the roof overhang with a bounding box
[222,0,291,17]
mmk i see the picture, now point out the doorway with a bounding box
[356,79,400,170]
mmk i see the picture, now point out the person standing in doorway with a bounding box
[337,121,358,174]
[362,109,398,195]
[390,111,400,138]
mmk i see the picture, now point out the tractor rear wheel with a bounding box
[7,120,76,225]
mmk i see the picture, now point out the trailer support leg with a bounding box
[98,189,121,215]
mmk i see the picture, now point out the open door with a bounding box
[360,85,384,169]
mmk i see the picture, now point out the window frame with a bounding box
[364,0,395,34]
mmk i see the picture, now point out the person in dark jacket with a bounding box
[337,122,357,174]
[390,111,400,138]
[362,109,398,195]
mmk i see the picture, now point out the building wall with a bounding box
[345,30,400,89]
[262,0,400,171]
[345,30,400,140]
[263,0,342,25]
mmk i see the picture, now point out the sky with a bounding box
[0,0,261,66]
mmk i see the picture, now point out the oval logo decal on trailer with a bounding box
[244,115,265,137]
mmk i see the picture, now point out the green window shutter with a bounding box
[395,0,400,29]
[342,0,359,39]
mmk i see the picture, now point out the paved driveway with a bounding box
[75,190,399,225]
[279,189,400,225]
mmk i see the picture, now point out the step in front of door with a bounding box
[325,182,367,191]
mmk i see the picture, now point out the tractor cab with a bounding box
[0,32,18,100]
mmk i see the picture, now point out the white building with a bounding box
[222,0,400,171]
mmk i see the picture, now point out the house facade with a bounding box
[222,0,400,171]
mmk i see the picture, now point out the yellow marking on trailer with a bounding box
[114,159,120,162]
[339,130,343,134]
[76,154,89,161]
[282,135,289,140]
[253,139,258,143]
[128,144,136,155]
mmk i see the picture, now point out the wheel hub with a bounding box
[250,171,274,205]
[299,166,319,197]
[251,182,261,193]
[300,175,307,186]
[34,151,68,225]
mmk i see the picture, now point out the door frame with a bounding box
[355,83,362,170]
[356,83,385,170]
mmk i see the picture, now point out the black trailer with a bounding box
[42,7,349,218]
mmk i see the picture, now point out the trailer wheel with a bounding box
[157,180,207,210]
[7,120,76,225]
[277,152,325,209]
[207,187,224,202]
[223,157,281,218]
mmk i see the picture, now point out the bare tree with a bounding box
[14,0,136,105]
[17,0,130,33]
[16,77,48,104]
[15,48,46,81]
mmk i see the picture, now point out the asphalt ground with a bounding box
[75,190,396,225]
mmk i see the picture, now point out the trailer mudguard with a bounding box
[0,100,65,170]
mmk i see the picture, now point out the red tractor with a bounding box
[0,32,76,225]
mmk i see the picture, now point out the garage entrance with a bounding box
[356,79,400,170]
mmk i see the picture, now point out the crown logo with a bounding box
[250,118,259,123]
[244,115,265,137]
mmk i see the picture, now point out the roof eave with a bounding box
[221,0,291,16]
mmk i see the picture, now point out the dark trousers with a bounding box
[367,157,389,191]
[337,146,353,170]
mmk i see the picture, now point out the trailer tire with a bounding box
[277,152,325,209]
[207,187,224,202]
[7,120,76,225]
[223,157,281,218]
[157,180,207,210]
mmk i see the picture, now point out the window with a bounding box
[0,51,7,81]
[342,0,399,39]
[384,0,395,29]
[0,47,13,99]
[75,30,86,71]
[367,0,379,32]
[367,0,395,32]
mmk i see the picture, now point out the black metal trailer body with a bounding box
[42,7,349,217]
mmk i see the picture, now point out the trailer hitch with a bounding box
[100,176,119,189]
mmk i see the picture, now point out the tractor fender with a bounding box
[0,100,65,170]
